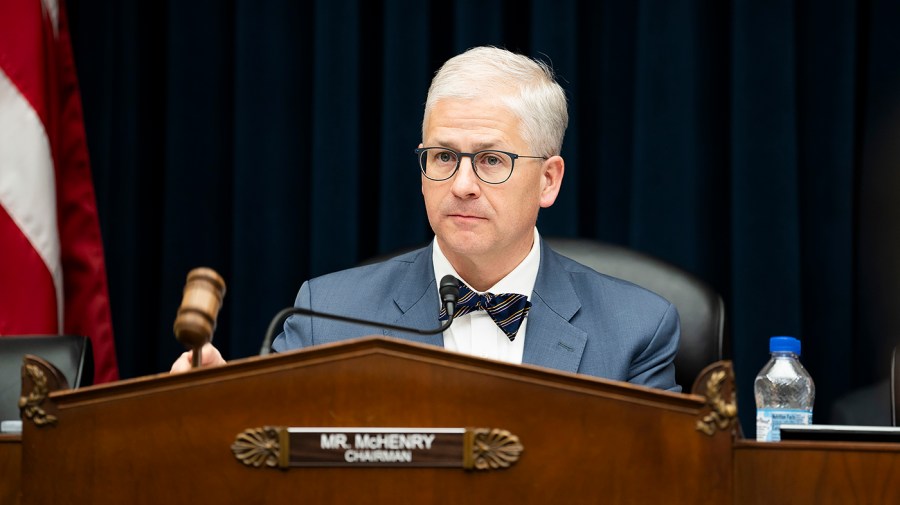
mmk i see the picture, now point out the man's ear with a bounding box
[539,155,564,208]
[419,142,425,195]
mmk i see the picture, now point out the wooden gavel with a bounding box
[173,267,226,368]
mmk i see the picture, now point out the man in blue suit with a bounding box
[174,46,680,392]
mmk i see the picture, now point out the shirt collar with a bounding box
[432,228,542,298]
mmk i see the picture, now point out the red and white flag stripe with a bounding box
[0,0,119,382]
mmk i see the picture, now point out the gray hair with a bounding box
[423,46,568,157]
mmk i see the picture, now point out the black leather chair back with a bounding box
[0,335,93,421]
[892,345,898,427]
[544,238,726,390]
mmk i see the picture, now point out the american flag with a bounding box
[0,0,118,382]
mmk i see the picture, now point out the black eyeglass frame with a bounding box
[415,147,548,185]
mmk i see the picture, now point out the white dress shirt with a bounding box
[432,228,541,364]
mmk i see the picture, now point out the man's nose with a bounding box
[450,155,481,197]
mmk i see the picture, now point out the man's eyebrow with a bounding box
[470,141,500,151]
[426,140,501,151]
[425,139,457,149]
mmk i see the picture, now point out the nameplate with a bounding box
[231,426,523,471]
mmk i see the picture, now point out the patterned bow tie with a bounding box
[438,283,532,341]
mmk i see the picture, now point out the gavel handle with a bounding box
[192,346,202,368]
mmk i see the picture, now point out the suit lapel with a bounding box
[522,242,587,373]
[378,240,587,370]
[383,244,445,348]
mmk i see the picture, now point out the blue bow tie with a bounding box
[438,282,532,341]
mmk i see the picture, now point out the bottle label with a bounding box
[756,409,812,442]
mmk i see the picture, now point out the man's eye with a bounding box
[436,151,455,163]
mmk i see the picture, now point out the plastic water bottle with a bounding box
[754,336,815,442]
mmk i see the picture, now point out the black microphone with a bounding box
[259,274,461,355]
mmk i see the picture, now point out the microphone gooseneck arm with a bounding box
[259,274,462,355]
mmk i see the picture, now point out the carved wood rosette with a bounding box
[691,360,738,436]
[231,426,289,469]
[19,355,69,427]
[463,428,524,470]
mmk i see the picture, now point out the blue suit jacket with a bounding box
[273,240,681,392]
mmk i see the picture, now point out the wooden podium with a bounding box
[15,337,736,504]
[11,336,900,504]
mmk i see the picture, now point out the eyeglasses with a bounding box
[415,147,547,184]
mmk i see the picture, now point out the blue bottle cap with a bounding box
[770,336,801,356]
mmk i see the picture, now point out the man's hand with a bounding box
[170,343,226,373]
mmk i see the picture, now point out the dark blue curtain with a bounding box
[67,0,900,434]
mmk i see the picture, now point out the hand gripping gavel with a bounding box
[173,268,226,368]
